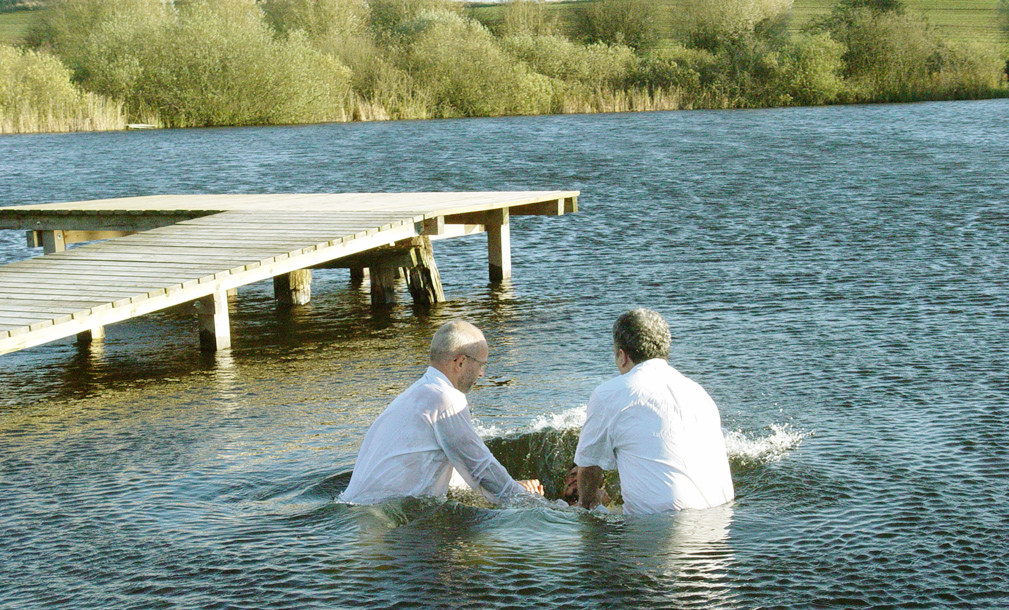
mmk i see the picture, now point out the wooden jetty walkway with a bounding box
[0,191,577,355]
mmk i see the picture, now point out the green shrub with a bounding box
[627,43,715,92]
[395,10,553,116]
[79,1,353,127]
[678,0,793,51]
[259,0,383,108]
[500,34,634,88]
[260,0,369,41]
[926,39,1006,99]
[821,7,1006,103]
[824,8,943,101]
[573,0,660,51]
[835,0,904,14]
[25,0,163,78]
[495,0,559,37]
[776,31,845,105]
[367,0,458,39]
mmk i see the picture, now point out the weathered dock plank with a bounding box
[0,191,578,355]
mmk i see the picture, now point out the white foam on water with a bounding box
[528,406,588,432]
[472,420,504,437]
[724,423,809,464]
[474,407,808,467]
[473,406,588,438]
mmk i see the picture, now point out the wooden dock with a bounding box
[0,191,577,355]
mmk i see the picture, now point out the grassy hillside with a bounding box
[5,3,1006,47]
[470,0,1007,45]
[791,0,1005,43]
[0,9,33,45]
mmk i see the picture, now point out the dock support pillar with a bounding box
[369,264,397,306]
[406,237,445,306]
[350,266,368,286]
[40,230,66,255]
[274,269,311,306]
[197,290,231,352]
[76,325,105,345]
[487,208,511,282]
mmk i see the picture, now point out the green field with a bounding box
[469,0,1007,45]
[791,0,1005,43]
[2,2,1004,48]
[0,9,33,45]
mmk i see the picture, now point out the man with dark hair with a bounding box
[341,320,543,505]
[575,308,734,515]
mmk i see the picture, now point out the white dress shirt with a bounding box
[341,367,525,505]
[575,359,734,515]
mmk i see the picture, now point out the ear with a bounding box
[615,348,633,373]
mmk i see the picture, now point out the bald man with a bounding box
[341,320,543,505]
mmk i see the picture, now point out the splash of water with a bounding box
[724,423,809,466]
[478,408,808,499]
[473,406,587,438]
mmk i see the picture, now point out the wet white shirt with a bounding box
[340,367,525,505]
[575,359,734,515]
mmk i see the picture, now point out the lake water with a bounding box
[1,100,1007,609]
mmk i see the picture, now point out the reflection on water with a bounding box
[341,500,734,610]
[3,100,1009,609]
[578,505,736,608]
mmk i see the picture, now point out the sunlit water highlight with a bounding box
[2,100,1007,609]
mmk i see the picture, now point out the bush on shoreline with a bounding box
[81,1,353,127]
[817,3,1005,103]
[4,0,1007,132]
[0,42,123,133]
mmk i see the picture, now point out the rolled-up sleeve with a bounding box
[574,387,618,471]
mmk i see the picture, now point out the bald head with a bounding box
[430,320,485,365]
[430,320,488,393]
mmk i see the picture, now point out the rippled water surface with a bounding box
[2,101,1008,609]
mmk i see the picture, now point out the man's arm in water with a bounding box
[577,465,604,510]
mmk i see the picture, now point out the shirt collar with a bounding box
[425,365,455,388]
[629,358,668,373]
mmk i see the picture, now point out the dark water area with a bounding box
[1,100,1007,609]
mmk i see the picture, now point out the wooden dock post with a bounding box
[40,230,66,254]
[487,208,511,282]
[405,237,444,306]
[349,266,368,286]
[369,263,398,306]
[76,326,105,346]
[274,269,312,306]
[197,290,231,352]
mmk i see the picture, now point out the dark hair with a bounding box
[612,308,670,364]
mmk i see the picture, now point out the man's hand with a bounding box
[517,479,544,496]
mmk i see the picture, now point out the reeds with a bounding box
[0,43,126,134]
[0,92,125,134]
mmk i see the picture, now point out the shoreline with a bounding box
[5,92,1009,137]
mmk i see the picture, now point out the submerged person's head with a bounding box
[562,464,579,505]
[430,320,488,394]
[612,308,670,365]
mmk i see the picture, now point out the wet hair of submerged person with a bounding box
[561,464,579,505]
[561,464,611,507]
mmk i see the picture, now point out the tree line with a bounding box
[2,0,1007,133]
